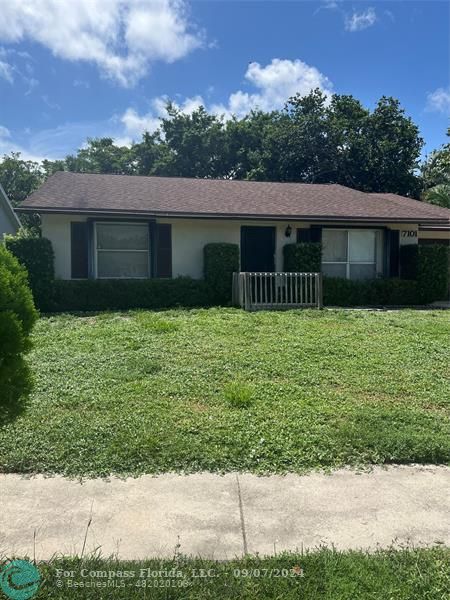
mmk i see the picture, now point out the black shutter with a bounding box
[71,222,88,278]
[155,224,172,278]
[297,226,322,243]
[389,230,400,277]
[297,228,311,243]
[310,226,322,243]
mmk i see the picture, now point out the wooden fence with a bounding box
[232,272,323,311]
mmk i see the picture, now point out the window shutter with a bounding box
[71,222,88,278]
[297,228,311,243]
[310,226,322,243]
[155,224,172,278]
[388,230,400,277]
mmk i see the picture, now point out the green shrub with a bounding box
[51,277,214,312]
[4,232,55,311]
[204,243,239,304]
[417,245,449,302]
[0,245,37,409]
[323,277,420,306]
[399,245,419,280]
[283,242,322,272]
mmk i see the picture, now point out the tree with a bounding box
[65,138,133,174]
[0,152,43,205]
[422,183,450,209]
[152,104,228,178]
[421,128,450,208]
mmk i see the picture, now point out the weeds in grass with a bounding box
[223,379,254,408]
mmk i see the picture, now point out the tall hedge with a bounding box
[283,242,322,272]
[399,245,419,280]
[4,233,55,311]
[417,245,449,303]
[0,245,37,409]
[204,243,239,304]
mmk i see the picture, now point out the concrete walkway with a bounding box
[1,466,448,560]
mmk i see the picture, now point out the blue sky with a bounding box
[0,0,448,163]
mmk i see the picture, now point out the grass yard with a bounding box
[10,547,450,599]
[0,308,449,476]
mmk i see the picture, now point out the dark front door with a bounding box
[241,226,276,272]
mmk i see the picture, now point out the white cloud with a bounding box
[0,58,13,82]
[119,94,204,143]
[73,79,90,89]
[345,8,377,32]
[0,0,203,87]
[211,58,333,118]
[0,125,11,139]
[117,58,333,142]
[426,87,450,114]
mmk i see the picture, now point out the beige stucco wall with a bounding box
[41,213,85,279]
[40,213,422,280]
[418,229,450,241]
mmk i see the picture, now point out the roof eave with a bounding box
[15,205,450,225]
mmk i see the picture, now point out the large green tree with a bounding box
[0,92,427,207]
[421,128,450,208]
[65,138,133,174]
[0,152,43,205]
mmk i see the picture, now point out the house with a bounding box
[16,172,450,281]
[0,183,20,238]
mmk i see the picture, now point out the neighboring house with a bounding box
[16,172,450,281]
[0,183,20,238]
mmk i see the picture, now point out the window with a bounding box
[95,222,150,279]
[322,229,383,280]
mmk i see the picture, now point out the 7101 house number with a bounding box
[401,230,417,238]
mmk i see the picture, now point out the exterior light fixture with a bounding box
[285,224,292,238]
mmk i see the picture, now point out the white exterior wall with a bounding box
[40,213,421,280]
[41,213,86,279]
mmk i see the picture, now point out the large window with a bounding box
[322,229,383,280]
[95,222,150,279]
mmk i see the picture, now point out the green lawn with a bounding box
[0,308,449,476]
[12,547,450,599]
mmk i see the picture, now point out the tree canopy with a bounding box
[421,128,450,208]
[0,90,440,209]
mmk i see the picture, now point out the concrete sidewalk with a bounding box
[1,466,448,560]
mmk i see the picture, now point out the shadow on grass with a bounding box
[0,357,33,427]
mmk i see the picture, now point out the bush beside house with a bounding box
[0,245,37,408]
[204,243,240,304]
[417,245,449,303]
[4,233,55,311]
[283,242,322,272]
[52,278,214,312]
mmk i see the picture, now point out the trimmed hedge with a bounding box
[323,277,420,306]
[283,242,322,272]
[399,245,419,280]
[4,233,55,311]
[204,243,239,304]
[0,245,37,407]
[51,277,214,312]
[417,245,449,303]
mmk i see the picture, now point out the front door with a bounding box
[241,226,276,272]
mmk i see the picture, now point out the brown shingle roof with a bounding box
[17,171,450,224]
